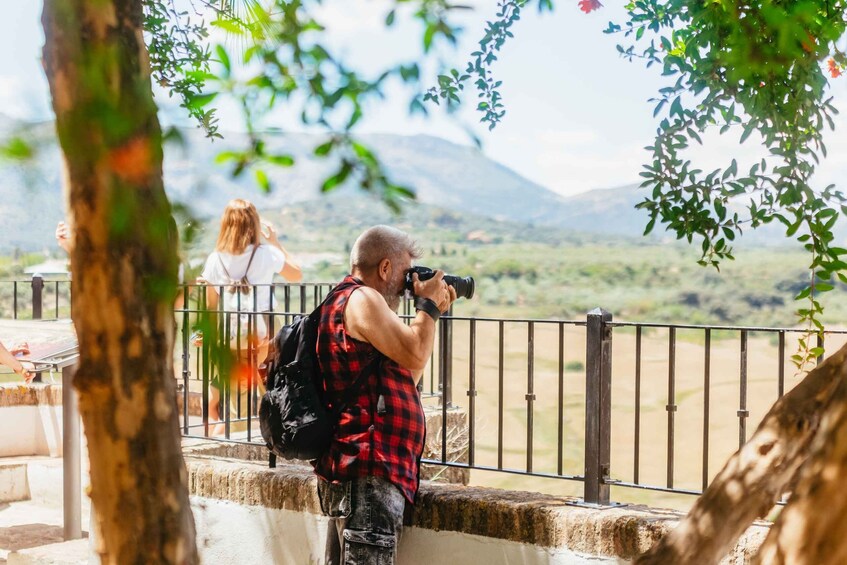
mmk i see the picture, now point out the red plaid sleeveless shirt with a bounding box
[314,276,426,503]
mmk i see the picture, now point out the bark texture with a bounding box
[635,343,847,565]
[754,370,847,564]
[41,1,198,563]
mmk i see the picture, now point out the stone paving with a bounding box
[0,501,87,564]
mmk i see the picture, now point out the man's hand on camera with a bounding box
[413,271,457,313]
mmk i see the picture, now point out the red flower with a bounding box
[578,0,603,14]
[829,58,843,79]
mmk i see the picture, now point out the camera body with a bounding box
[404,266,475,300]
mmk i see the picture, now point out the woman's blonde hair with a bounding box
[215,199,261,254]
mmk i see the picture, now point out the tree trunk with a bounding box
[754,370,847,564]
[41,2,198,563]
[635,343,847,565]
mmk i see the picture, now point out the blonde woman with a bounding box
[199,199,302,433]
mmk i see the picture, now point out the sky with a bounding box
[3,1,847,198]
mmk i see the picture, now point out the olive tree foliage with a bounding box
[430,0,847,368]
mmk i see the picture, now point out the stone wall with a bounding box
[182,443,769,564]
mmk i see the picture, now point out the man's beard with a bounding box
[381,273,404,312]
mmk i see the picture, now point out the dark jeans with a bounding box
[317,476,406,565]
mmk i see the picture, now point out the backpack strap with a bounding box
[218,245,259,289]
[318,278,384,416]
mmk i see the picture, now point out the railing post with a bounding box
[584,307,612,506]
[438,305,453,407]
[62,363,82,540]
[31,274,44,320]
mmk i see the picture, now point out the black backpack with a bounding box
[259,282,378,462]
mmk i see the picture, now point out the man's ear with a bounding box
[377,258,392,282]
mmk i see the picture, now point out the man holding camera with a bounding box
[315,225,457,565]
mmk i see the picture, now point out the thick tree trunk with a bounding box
[754,372,847,564]
[635,343,847,565]
[41,2,198,564]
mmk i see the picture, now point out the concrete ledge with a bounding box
[0,384,62,408]
[184,453,768,563]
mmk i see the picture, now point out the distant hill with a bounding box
[0,114,814,252]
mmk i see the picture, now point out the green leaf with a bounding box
[385,9,395,26]
[314,141,334,157]
[0,137,34,161]
[424,24,436,52]
[215,45,231,75]
[190,92,218,109]
[266,154,294,167]
[322,163,352,192]
[214,151,241,164]
[255,169,270,193]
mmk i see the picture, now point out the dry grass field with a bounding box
[422,320,847,511]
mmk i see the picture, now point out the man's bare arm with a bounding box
[345,287,437,372]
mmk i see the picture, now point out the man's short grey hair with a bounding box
[350,225,422,273]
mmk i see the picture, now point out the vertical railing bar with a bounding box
[55,280,60,318]
[429,342,435,396]
[666,327,676,490]
[557,322,564,477]
[526,321,535,474]
[222,285,231,439]
[817,332,825,364]
[498,320,504,470]
[201,288,210,437]
[31,274,43,320]
[284,285,291,324]
[439,306,454,407]
[235,289,242,422]
[468,319,476,467]
[702,328,711,491]
[13,281,18,319]
[438,309,453,463]
[181,284,190,435]
[634,326,642,484]
[778,331,785,398]
[247,287,258,442]
[739,330,748,449]
[584,308,612,506]
[268,285,275,333]
[299,285,307,314]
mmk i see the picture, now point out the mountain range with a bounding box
[0,114,804,253]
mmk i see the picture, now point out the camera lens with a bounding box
[443,275,475,300]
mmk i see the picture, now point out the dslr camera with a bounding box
[404,266,475,300]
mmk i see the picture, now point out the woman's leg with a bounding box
[229,339,269,429]
[209,385,225,436]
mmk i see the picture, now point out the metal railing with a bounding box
[3,279,843,506]
[0,275,71,320]
[171,283,847,506]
